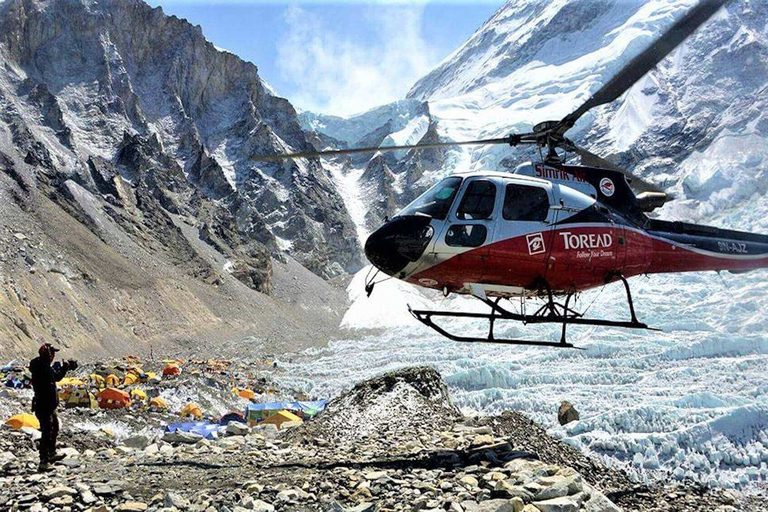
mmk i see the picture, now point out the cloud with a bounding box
[276,4,439,117]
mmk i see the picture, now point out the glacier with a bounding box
[287,0,768,494]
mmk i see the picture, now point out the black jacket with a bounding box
[30,357,69,413]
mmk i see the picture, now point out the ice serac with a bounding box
[0,0,362,281]
[299,99,449,240]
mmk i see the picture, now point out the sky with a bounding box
[148,1,502,117]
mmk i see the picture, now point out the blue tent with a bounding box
[165,421,223,440]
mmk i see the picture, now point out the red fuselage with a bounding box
[364,167,768,299]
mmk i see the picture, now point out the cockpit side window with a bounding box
[503,184,549,221]
[456,180,497,220]
[398,177,463,220]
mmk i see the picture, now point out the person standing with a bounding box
[29,343,77,472]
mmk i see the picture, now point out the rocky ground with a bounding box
[1,364,763,512]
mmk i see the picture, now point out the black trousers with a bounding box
[34,410,59,463]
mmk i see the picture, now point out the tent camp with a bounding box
[65,389,98,410]
[5,413,39,430]
[261,410,302,429]
[89,374,106,387]
[245,400,328,424]
[97,388,131,409]
[141,371,161,384]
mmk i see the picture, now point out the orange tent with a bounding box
[5,413,40,430]
[97,388,131,409]
[162,365,181,376]
[233,388,256,400]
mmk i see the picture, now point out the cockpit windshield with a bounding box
[397,177,463,220]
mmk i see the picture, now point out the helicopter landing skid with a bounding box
[408,276,657,348]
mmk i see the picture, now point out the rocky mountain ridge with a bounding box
[0,0,359,355]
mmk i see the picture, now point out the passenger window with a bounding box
[457,180,496,220]
[446,225,487,247]
[503,184,549,221]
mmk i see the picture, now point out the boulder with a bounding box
[42,486,76,500]
[123,435,152,449]
[164,491,190,509]
[251,499,275,512]
[557,402,579,426]
[163,431,203,444]
[533,496,580,512]
[462,499,517,512]
[226,422,251,436]
[116,502,149,512]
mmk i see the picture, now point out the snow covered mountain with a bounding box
[408,0,768,229]
[302,0,768,493]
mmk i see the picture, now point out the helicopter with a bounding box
[252,0,768,348]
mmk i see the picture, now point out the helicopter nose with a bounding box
[364,216,434,277]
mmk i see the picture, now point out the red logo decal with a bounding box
[526,233,546,255]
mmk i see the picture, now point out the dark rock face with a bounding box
[0,0,362,287]
[557,401,580,426]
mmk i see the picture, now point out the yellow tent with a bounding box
[145,372,161,384]
[124,373,139,386]
[105,374,121,387]
[89,374,106,387]
[65,389,98,410]
[180,402,202,419]
[149,396,168,411]
[5,413,40,430]
[130,388,148,402]
[57,377,84,388]
[261,410,302,429]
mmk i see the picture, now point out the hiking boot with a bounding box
[49,453,66,463]
[37,462,52,473]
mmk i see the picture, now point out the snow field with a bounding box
[283,266,768,491]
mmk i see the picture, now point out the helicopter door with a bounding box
[484,182,554,292]
[432,178,499,290]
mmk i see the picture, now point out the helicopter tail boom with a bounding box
[647,220,768,274]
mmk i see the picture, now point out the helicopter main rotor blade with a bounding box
[556,0,729,135]
[567,143,666,196]
[250,136,529,162]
